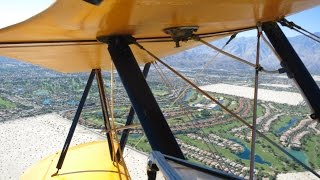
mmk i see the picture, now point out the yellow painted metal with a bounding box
[21,141,129,180]
[0,0,319,72]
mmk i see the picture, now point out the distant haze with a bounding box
[165,32,320,74]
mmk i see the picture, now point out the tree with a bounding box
[201,109,211,117]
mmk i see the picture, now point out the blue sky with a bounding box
[284,6,320,36]
[0,1,319,37]
[233,6,320,37]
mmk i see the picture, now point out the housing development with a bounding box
[1,56,319,179]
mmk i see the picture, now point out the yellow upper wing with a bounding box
[0,0,319,72]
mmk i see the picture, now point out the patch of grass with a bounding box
[304,135,320,168]
[228,101,238,111]
[177,134,274,172]
[177,134,210,151]
[223,99,230,107]
[247,104,263,118]
[255,133,305,172]
[202,120,242,135]
[168,115,193,124]
[271,115,291,132]
[86,118,104,126]
[178,134,240,160]
[127,136,152,153]
[188,92,206,106]
[152,89,169,97]
[0,97,16,109]
[257,105,264,118]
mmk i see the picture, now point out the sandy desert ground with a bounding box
[277,171,320,180]
[200,83,303,105]
[0,113,319,180]
[0,113,148,180]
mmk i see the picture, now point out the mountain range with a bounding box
[164,32,320,74]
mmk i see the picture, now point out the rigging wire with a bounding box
[150,34,248,174]
[132,41,320,179]
[96,70,123,179]
[123,134,146,159]
[152,62,178,96]
[122,63,183,159]
[260,34,292,75]
[170,33,237,112]
[109,64,131,179]
[102,124,141,133]
[145,45,238,172]
[195,36,257,68]
[151,40,247,173]
[179,105,236,174]
[298,27,320,40]
[98,72,122,179]
[261,34,282,62]
[249,23,262,180]
[152,61,236,174]
[299,28,320,40]
[292,28,320,44]
[191,35,282,74]
[122,58,232,162]
[279,18,320,44]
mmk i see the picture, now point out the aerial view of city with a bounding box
[0,31,319,179]
[2,0,320,179]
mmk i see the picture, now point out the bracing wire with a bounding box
[195,37,257,68]
[150,33,247,173]
[152,62,177,96]
[109,64,131,179]
[299,28,320,40]
[261,34,282,62]
[170,35,233,107]
[132,40,320,178]
[191,35,282,74]
[96,70,123,179]
[293,28,320,44]
[123,134,146,159]
[279,18,320,44]
[179,104,236,174]
[161,33,239,121]
[152,61,236,174]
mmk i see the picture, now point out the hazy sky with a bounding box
[0,0,55,29]
[0,1,319,37]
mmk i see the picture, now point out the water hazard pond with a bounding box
[287,149,309,165]
[231,139,271,165]
[275,118,298,136]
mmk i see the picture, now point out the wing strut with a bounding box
[249,23,262,180]
[53,69,96,176]
[53,69,117,176]
[132,36,320,178]
[98,35,185,159]
[96,69,115,161]
[262,22,320,121]
[119,63,151,154]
